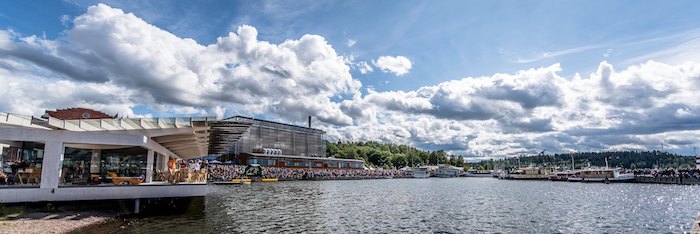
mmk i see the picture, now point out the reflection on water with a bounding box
[79,178,700,233]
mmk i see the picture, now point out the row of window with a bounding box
[246,158,364,169]
[248,159,276,166]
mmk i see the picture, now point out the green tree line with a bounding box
[468,151,695,170]
[326,141,466,169]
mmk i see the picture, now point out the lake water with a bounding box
[77,178,700,233]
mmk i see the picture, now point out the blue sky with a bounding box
[1,1,700,156]
[4,1,700,92]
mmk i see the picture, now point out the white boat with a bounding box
[548,170,576,181]
[464,169,493,177]
[508,167,553,180]
[567,168,634,182]
[497,169,510,179]
[436,164,463,178]
[412,167,430,178]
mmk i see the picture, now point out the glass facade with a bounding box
[248,158,276,166]
[61,146,147,186]
[0,142,44,187]
[231,117,326,157]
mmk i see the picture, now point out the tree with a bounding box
[391,153,408,169]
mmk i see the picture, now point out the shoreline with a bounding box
[0,210,117,234]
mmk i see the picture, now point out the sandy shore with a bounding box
[0,211,115,234]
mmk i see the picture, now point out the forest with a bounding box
[325,141,464,169]
[326,141,696,170]
[468,151,696,170]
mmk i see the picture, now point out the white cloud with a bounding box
[2,4,700,157]
[328,61,700,156]
[60,15,72,27]
[0,3,360,126]
[603,48,612,58]
[346,39,356,47]
[374,55,412,76]
[357,61,373,74]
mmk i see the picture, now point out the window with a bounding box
[61,146,146,186]
[0,142,44,187]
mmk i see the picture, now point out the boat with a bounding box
[464,169,493,177]
[548,170,576,181]
[412,166,430,178]
[436,164,463,178]
[567,168,634,182]
[508,167,553,180]
[261,178,278,182]
[212,178,252,185]
[497,169,510,179]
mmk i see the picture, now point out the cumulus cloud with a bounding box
[374,55,412,76]
[0,3,360,126]
[356,61,373,74]
[1,4,700,157]
[330,61,700,157]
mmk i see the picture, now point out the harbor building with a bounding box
[217,116,365,169]
[0,109,213,203]
[0,108,363,203]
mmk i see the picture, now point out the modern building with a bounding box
[0,109,215,203]
[218,116,365,169]
[0,108,364,203]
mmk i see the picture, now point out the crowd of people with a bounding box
[207,164,412,181]
[633,168,700,179]
[158,159,209,183]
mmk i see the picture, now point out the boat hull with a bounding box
[509,174,549,180]
[412,173,430,178]
[464,173,493,178]
[567,177,634,183]
[212,178,252,185]
[548,176,571,181]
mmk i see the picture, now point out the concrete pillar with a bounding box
[162,154,169,171]
[145,149,154,183]
[90,149,101,175]
[40,141,64,189]
[134,198,140,214]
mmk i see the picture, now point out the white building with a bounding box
[0,109,247,203]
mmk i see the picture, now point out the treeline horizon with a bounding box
[470,151,695,170]
[326,140,463,169]
[326,140,696,170]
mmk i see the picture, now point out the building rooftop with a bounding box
[44,107,115,120]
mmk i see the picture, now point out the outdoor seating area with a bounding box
[107,171,144,185]
[155,159,208,184]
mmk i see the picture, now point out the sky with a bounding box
[1,0,700,158]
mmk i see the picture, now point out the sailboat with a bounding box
[567,157,634,182]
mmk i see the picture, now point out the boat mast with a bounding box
[605,157,609,169]
[571,152,574,171]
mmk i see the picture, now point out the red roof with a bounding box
[45,108,114,120]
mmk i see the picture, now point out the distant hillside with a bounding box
[468,151,695,170]
[326,141,466,169]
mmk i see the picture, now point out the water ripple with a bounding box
[81,178,700,233]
